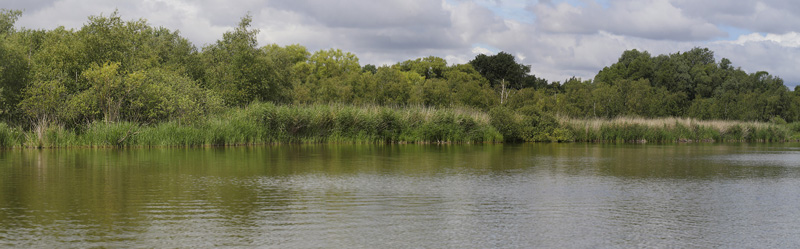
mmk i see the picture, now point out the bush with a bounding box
[489,106,519,142]
[787,122,800,133]
[770,116,788,125]
[489,106,567,142]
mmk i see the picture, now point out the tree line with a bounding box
[1,9,799,133]
[542,48,799,122]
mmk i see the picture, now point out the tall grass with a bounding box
[0,103,502,148]
[4,107,798,149]
[1,122,80,148]
[147,103,501,146]
[0,122,24,148]
[561,116,792,142]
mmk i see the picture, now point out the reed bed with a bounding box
[0,103,502,148]
[561,116,792,142]
[4,106,799,149]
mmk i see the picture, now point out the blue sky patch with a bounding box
[717,25,752,41]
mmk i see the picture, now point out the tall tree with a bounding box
[201,14,292,106]
[469,52,532,104]
[594,49,653,84]
[394,56,448,79]
[0,9,29,122]
[0,9,21,36]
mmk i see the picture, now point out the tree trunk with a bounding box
[500,79,507,105]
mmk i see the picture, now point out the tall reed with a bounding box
[5,106,797,149]
[0,122,23,148]
[0,103,502,148]
[561,116,791,142]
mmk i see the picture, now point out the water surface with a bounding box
[1,143,800,248]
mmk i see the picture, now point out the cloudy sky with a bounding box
[8,0,800,87]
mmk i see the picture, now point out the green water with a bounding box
[2,143,800,248]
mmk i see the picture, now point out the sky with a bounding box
[7,0,800,87]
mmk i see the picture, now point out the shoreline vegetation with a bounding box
[3,10,800,149]
[562,116,798,143]
[0,103,502,148]
[0,103,797,149]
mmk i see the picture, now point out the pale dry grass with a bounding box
[559,115,772,132]
[451,106,491,124]
[370,104,491,125]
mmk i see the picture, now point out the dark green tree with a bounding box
[362,64,377,74]
[469,51,533,104]
[594,49,653,84]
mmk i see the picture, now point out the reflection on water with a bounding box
[1,143,800,248]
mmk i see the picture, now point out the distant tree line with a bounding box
[544,48,799,122]
[1,9,799,133]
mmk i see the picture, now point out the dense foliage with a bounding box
[569,48,798,121]
[1,9,799,146]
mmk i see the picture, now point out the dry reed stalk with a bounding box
[559,116,772,131]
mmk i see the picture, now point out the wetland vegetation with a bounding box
[1,9,799,148]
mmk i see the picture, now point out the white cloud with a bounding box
[471,46,493,55]
[674,0,800,35]
[728,32,800,48]
[709,32,800,86]
[532,0,726,41]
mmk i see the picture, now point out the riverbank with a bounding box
[562,116,798,143]
[1,103,798,148]
[0,103,502,148]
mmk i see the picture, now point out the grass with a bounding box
[0,122,24,148]
[3,105,799,149]
[0,103,502,148]
[561,116,792,143]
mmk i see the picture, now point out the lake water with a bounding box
[1,143,800,248]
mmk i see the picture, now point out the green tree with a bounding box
[617,78,673,117]
[304,48,361,79]
[291,48,361,104]
[0,9,22,36]
[201,15,292,106]
[362,64,377,74]
[350,71,380,105]
[420,78,451,106]
[590,82,623,118]
[594,49,653,84]
[77,11,200,76]
[469,52,533,104]
[560,78,594,117]
[125,68,221,124]
[445,64,496,109]
[0,24,30,122]
[80,62,129,123]
[374,66,411,105]
[78,11,133,70]
[30,27,84,90]
[18,79,67,125]
[262,43,309,102]
[394,56,448,79]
